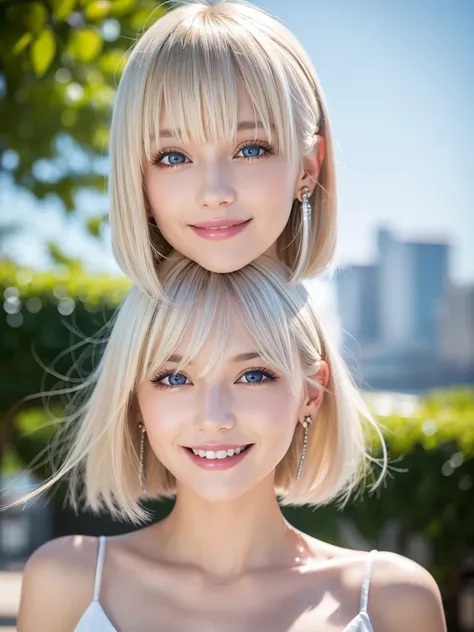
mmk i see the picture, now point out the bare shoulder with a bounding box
[368,550,447,632]
[17,534,100,632]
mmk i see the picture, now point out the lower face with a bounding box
[143,86,301,272]
[137,315,304,503]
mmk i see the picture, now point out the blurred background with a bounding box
[0,0,473,630]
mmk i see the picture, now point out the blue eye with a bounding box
[152,372,190,388]
[152,151,188,168]
[236,368,277,385]
[167,373,188,385]
[237,143,270,159]
[163,152,186,165]
[240,145,264,158]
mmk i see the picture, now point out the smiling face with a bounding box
[137,311,305,503]
[143,84,303,272]
[108,1,335,293]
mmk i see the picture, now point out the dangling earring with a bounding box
[296,415,312,480]
[138,421,147,495]
[291,188,312,281]
[301,187,311,221]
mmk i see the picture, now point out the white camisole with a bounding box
[74,536,377,631]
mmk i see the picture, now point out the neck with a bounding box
[265,241,279,260]
[156,475,306,581]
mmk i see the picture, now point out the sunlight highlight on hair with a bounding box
[108,0,338,296]
[8,254,387,524]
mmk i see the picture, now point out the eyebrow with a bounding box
[166,352,262,365]
[158,121,270,138]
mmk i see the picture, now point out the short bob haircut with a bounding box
[25,255,386,524]
[109,0,337,297]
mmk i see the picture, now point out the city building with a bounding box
[376,228,449,350]
[334,227,467,393]
[437,283,474,371]
[334,264,379,357]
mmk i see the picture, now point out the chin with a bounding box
[189,483,254,504]
[193,254,256,274]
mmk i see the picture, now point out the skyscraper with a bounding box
[334,264,379,346]
[335,228,452,392]
[438,283,474,371]
[377,228,449,349]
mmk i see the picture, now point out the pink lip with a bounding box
[184,443,248,450]
[182,444,254,470]
[190,219,249,228]
[189,219,251,240]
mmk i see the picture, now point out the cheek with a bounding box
[241,386,300,442]
[143,165,160,203]
[237,159,296,198]
[138,389,186,455]
[235,161,297,228]
[144,168,187,224]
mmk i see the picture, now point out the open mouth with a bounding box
[189,219,251,240]
[185,444,253,460]
[189,219,250,229]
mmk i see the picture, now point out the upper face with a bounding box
[143,83,302,272]
[137,312,305,503]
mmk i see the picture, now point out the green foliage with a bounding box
[1,260,473,593]
[0,0,168,213]
[0,260,130,457]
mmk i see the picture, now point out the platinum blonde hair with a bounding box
[109,0,337,297]
[21,255,386,524]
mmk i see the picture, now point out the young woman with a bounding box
[109,0,337,296]
[17,254,446,631]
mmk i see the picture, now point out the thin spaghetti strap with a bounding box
[93,536,107,602]
[359,549,377,613]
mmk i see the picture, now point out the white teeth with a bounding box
[190,446,247,459]
[205,225,231,230]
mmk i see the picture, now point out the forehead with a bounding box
[158,82,265,141]
[141,36,297,159]
[173,310,256,364]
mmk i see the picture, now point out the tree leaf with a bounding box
[86,214,107,237]
[85,0,112,20]
[13,33,34,55]
[98,49,126,75]
[24,2,48,33]
[130,4,166,30]
[68,27,103,63]
[50,0,76,22]
[109,0,137,18]
[31,28,56,77]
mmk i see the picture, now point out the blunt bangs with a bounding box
[139,3,322,162]
[109,2,336,296]
[136,255,321,390]
[13,253,386,523]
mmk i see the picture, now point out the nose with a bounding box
[194,385,236,434]
[197,161,237,210]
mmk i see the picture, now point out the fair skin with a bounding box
[143,82,325,272]
[17,315,446,631]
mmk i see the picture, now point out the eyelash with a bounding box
[151,141,274,169]
[150,366,278,390]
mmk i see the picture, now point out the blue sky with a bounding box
[258,0,474,281]
[2,0,473,282]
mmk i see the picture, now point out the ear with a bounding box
[295,133,326,199]
[300,360,329,422]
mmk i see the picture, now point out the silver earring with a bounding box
[301,187,311,221]
[296,415,312,480]
[138,421,147,495]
